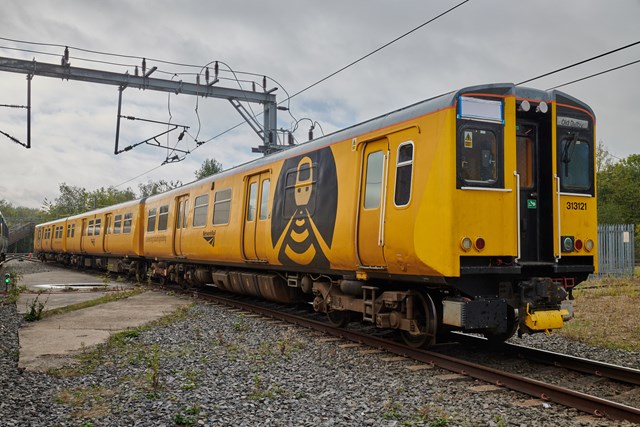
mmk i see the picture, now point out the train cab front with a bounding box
[446,84,597,341]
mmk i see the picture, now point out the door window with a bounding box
[247,182,258,221]
[516,136,534,189]
[259,179,270,220]
[364,151,384,209]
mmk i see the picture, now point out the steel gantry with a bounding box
[0,55,284,155]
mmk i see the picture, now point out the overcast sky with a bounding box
[0,0,638,208]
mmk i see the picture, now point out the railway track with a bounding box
[195,289,640,423]
[0,253,37,268]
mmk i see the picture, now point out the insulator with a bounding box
[64,46,69,62]
[142,58,146,75]
[134,66,139,77]
[196,74,200,85]
[262,76,267,91]
[205,67,210,83]
[214,61,219,77]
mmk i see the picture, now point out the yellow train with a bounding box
[35,83,597,347]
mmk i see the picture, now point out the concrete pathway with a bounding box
[16,267,191,372]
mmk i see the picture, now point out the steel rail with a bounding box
[450,332,640,386]
[202,292,640,423]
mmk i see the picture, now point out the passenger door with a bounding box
[356,139,389,268]
[243,172,271,261]
[516,123,538,261]
[174,195,189,257]
[103,213,112,253]
[80,219,87,253]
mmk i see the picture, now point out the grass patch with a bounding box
[42,289,145,318]
[559,277,640,351]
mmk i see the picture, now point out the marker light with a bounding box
[518,100,531,112]
[536,101,548,114]
[574,239,583,251]
[475,237,486,251]
[562,236,574,253]
[585,239,594,252]
[461,237,473,252]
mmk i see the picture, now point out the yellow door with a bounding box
[174,195,189,257]
[80,219,87,253]
[243,171,272,261]
[357,139,389,268]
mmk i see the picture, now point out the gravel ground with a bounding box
[1,261,638,426]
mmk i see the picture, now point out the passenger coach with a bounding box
[35,83,597,347]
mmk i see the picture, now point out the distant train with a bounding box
[0,211,8,261]
[34,83,597,347]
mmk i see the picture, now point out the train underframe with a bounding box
[39,251,588,348]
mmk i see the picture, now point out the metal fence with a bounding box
[596,224,635,277]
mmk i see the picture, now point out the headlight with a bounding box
[461,237,472,252]
[585,239,594,252]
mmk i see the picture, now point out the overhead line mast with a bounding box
[0,55,283,155]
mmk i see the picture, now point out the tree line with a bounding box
[0,158,222,251]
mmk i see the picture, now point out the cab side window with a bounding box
[394,142,414,206]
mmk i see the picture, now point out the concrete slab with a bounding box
[17,291,109,313]
[19,291,191,372]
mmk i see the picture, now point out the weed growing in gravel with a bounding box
[232,316,249,333]
[173,404,201,426]
[382,400,403,420]
[23,292,48,321]
[493,414,507,427]
[248,374,277,400]
[146,344,161,392]
[410,404,452,426]
[55,385,115,421]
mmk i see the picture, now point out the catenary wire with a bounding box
[516,40,640,86]
[546,58,640,90]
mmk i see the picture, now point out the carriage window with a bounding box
[193,195,209,227]
[70,224,75,238]
[123,213,133,234]
[560,136,591,191]
[247,182,258,221]
[364,151,383,209]
[157,205,169,231]
[87,220,94,236]
[213,188,232,225]
[113,214,122,234]
[94,219,101,236]
[459,128,498,185]
[147,208,157,232]
[395,142,414,206]
[516,136,534,189]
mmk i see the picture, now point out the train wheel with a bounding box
[401,292,437,348]
[327,310,351,328]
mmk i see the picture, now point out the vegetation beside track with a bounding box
[559,276,640,351]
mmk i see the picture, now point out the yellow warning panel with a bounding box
[464,131,473,148]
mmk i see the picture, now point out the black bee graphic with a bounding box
[271,148,338,269]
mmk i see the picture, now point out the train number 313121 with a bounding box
[566,201,587,211]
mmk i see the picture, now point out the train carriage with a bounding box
[35,83,597,347]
